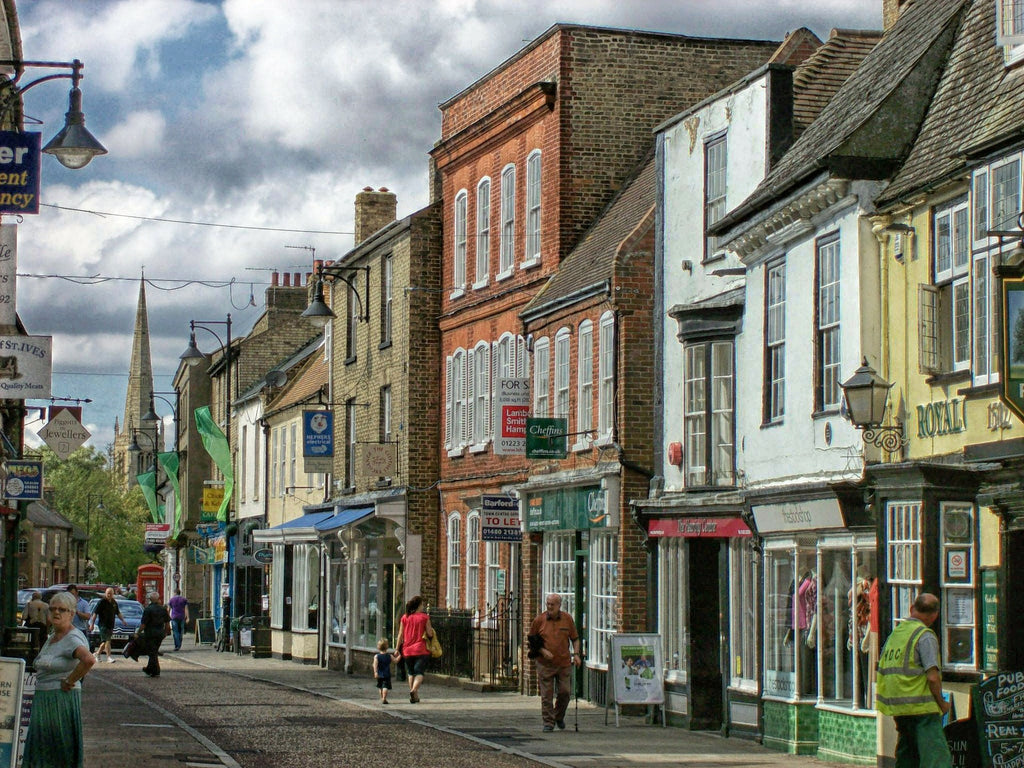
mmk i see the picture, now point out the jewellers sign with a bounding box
[0,336,51,399]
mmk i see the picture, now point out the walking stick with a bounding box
[574,654,580,732]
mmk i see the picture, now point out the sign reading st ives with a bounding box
[0,336,51,399]
[0,132,40,215]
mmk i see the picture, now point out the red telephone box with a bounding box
[136,564,164,606]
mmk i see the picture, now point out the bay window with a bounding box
[683,340,734,487]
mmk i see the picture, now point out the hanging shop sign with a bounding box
[916,397,966,438]
[37,408,91,459]
[525,484,614,532]
[0,131,40,215]
[647,516,751,538]
[0,335,51,399]
[360,443,395,478]
[0,225,15,327]
[2,460,42,501]
[525,417,567,459]
[751,497,844,534]
[144,523,171,546]
[1000,276,1024,422]
[481,495,522,542]
[201,483,224,522]
[493,378,530,455]
[302,410,333,474]
[253,548,273,564]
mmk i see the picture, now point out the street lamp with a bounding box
[143,390,181,452]
[0,59,107,168]
[840,358,907,452]
[128,428,160,481]
[301,263,335,328]
[180,316,234,648]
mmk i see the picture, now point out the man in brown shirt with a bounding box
[528,593,581,732]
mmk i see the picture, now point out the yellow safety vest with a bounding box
[876,618,941,716]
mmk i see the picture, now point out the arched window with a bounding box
[499,164,516,276]
[453,189,468,293]
[475,178,491,285]
[533,337,550,417]
[466,512,480,611]
[577,320,594,444]
[447,513,461,608]
[525,150,542,263]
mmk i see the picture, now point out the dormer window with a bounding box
[998,0,1024,64]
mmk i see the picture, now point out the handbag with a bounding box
[424,632,443,658]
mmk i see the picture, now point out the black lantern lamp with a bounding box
[840,358,907,452]
[301,263,335,328]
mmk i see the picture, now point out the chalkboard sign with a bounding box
[973,672,1024,768]
[945,717,981,768]
[196,618,215,645]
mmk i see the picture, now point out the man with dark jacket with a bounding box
[139,591,171,677]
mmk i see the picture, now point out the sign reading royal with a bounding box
[0,335,51,399]
[302,410,333,473]
[0,132,40,215]
[481,495,522,542]
[493,378,530,455]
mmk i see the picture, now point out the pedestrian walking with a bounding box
[21,591,96,767]
[67,585,91,634]
[876,592,953,768]
[373,638,398,704]
[89,588,124,663]
[22,591,49,651]
[394,595,435,703]
[167,588,190,651]
[527,593,581,732]
[139,591,171,677]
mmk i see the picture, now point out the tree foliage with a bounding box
[39,446,153,584]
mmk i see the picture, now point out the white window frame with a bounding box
[932,197,971,373]
[729,538,758,691]
[446,349,468,455]
[447,513,461,609]
[345,400,357,489]
[499,164,516,278]
[705,133,727,259]
[472,341,491,447]
[886,501,922,624]
[816,235,842,411]
[575,320,593,450]
[598,311,615,441]
[466,512,480,612]
[554,327,570,421]
[475,178,491,288]
[658,537,688,684]
[991,155,1021,233]
[485,541,501,610]
[533,337,550,417]
[524,149,542,266]
[452,189,467,297]
[381,253,393,345]
[684,340,735,487]
[270,543,285,628]
[998,0,1024,64]
[588,530,617,669]
[940,502,976,670]
[542,531,575,617]
[765,261,786,424]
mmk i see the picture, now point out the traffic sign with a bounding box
[37,408,90,459]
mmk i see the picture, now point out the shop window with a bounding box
[290,544,320,631]
[763,545,817,699]
[329,556,348,645]
[886,501,922,623]
[683,340,734,487]
[940,502,976,669]
[589,531,618,668]
[447,513,461,609]
[728,538,758,691]
[270,543,285,629]
[658,537,689,682]
[542,531,575,617]
[466,513,480,612]
[815,235,842,411]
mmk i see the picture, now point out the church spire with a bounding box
[114,272,159,484]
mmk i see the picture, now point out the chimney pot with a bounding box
[271,272,279,287]
[283,273,291,287]
[363,186,374,192]
[294,272,300,286]
[379,187,389,192]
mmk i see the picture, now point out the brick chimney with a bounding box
[882,0,911,30]
[354,187,397,246]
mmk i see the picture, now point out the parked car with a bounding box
[86,597,143,651]
[15,588,40,624]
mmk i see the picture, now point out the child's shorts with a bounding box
[376,677,392,690]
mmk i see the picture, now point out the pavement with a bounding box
[94,637,833,768]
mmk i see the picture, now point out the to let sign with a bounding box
[482,495,522,542]
[0,132,40,215]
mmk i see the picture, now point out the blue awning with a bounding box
[315,506,373,533]
[270,511,334,531]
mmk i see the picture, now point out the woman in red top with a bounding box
[395,595,435,703]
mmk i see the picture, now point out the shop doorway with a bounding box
[1005,530,1024,670]
[688,538,723,730]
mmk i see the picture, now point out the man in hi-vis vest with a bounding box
[876,593,952,768]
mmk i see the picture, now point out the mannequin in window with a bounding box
[823,559,850,699]
[848,565,872,706]
[797,570,818,695]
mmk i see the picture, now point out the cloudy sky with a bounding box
[14,0,881,451]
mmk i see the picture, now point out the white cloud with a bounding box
[104,110,167,159]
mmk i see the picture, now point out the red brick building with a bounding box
[430,23,781,694]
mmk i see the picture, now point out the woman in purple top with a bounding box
[167,589,190,651]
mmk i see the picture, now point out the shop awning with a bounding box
[315,506,373,533]
[253,511,334,543]
[648,516,751,538]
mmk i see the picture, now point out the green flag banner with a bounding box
[195,405,233,522]
[158,451,183,537]
[137,470,162,524]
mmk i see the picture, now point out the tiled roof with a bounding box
[26,501,72,529]
[267,351,328,413]
[521,152,655,316]
[880,0,1024,206]
[714,0,967,235]
[792,28,884,138]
